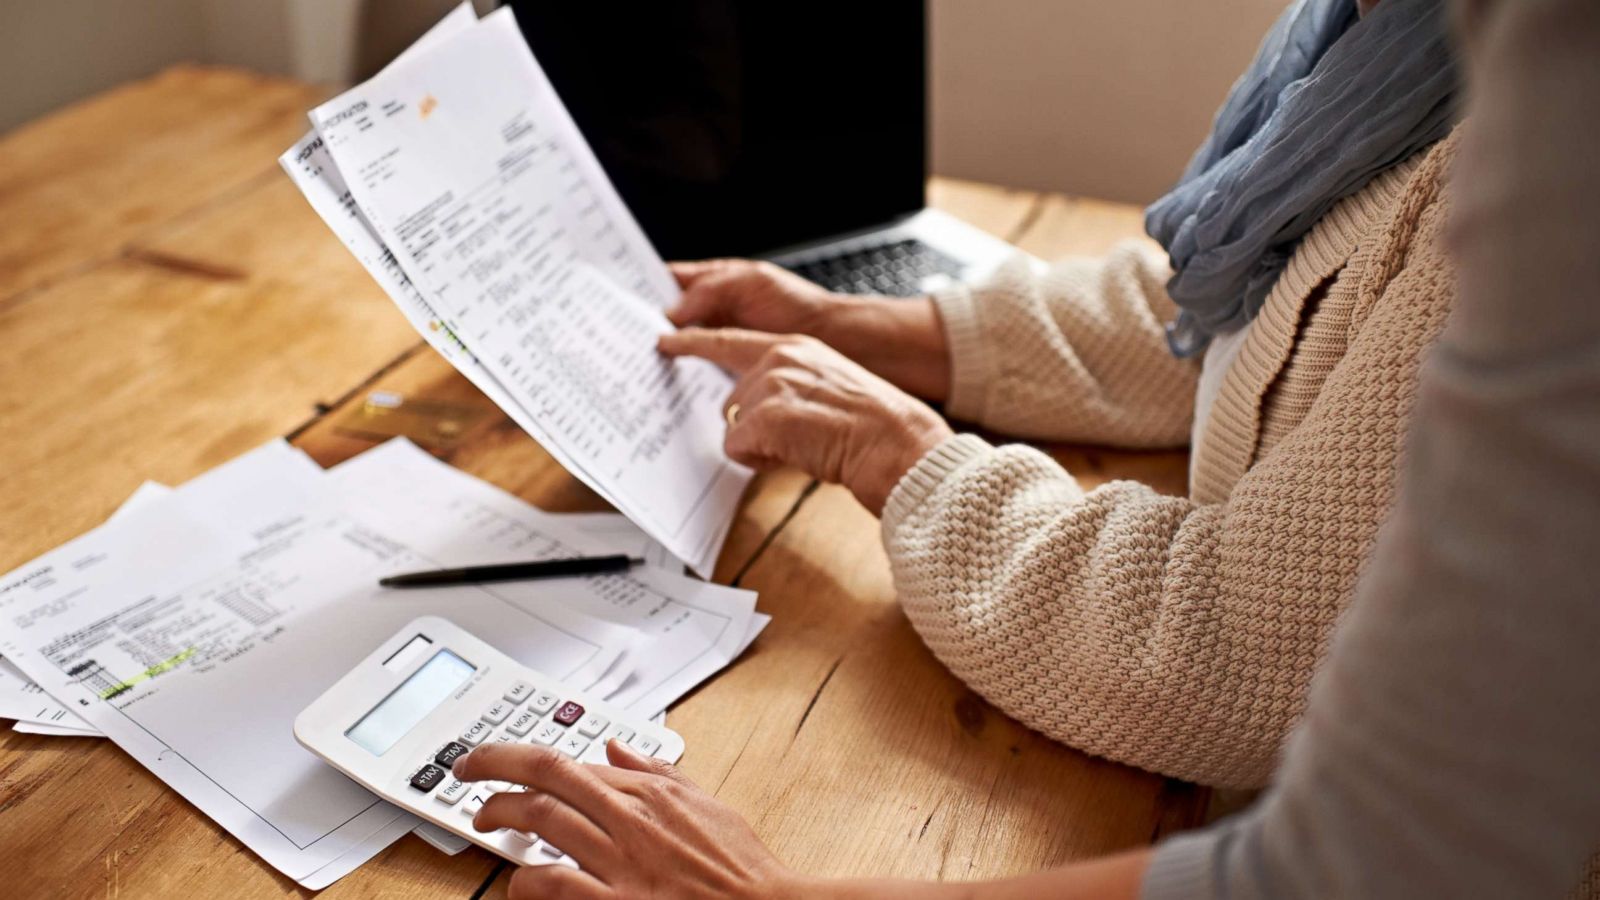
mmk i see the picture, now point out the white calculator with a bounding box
[295,616,684,865]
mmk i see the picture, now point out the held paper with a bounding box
[309,8,746,578]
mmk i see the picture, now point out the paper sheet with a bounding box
[330,440,763,716]
[0,452,629,884]
[306,8,747,578]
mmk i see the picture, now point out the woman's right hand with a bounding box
[667,259,953,402]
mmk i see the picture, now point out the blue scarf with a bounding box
[1145,0,1459,357]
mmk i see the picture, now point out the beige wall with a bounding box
[931,0,1287,204]
[3,1,1288,205]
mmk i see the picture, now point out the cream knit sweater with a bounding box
[882,134,1459,789]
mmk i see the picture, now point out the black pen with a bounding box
[378,554,643,588]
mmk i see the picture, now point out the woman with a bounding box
[452,0,1600,896]
[659,0,1459,789]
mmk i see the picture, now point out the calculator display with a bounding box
[347,649,476,755]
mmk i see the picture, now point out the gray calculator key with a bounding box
[459,720,492,746]
[627,733,662,756]
[436,779,470,806]
[506,710,539,737]
[575,712,609,738]
[482,700,513,724]
[434,741,470,768]
[528,690,560,715]
[410,764,447,793]
[557,734,590,757]
[503,680,535,704]
[531,721,564,746]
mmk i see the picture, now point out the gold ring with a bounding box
[725,403,741,427]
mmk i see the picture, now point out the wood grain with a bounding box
[0,66,327,306]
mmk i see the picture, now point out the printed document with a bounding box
[307,8,747,577]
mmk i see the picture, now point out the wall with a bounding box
[3,1,1289,205]
[930,0,1287,204]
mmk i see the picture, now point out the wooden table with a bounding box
[0,67,1199,899]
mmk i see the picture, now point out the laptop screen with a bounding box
[509,1,926,261]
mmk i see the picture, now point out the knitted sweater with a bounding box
[882,134,1458,789]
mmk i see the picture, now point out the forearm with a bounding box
[813,293,951,402]
[794,850,1150,900]
[883,435,1324,788]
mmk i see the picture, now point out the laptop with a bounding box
[508,0,1024,297]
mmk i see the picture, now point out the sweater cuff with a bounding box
[1139,831,1224,900]
[930,281,992,424]
[880,433,994,538]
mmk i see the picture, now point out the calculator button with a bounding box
[601,724,636,745]
[627,733,662,756]
[575,712,609,738]
[540,841,564,858]
[509,830,537,844]
[482,700,514,724]
[493,733,515,745]
[436,779,470,806]
[506,710,539,737]
[434,741,470,768]
[557,734,590,757]
[552,701,585,727]
[486,780,512,792]
[460,720,492,746]
[531,721,564,746]
[462,793,486,817]
[528,690,560,715]
[409,764,447,793]
[503,680,535,704]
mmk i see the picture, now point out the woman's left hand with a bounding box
[456,741,805,900]
[658,328,954,515]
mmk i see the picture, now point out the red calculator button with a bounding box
[553,701,584,726]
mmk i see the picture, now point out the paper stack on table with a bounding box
[280,3,748,579]
[0,438,766,887]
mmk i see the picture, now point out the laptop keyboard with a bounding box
[786,238,964,297]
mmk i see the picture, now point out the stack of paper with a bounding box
[0,438,767,886]
[280,3,748,579]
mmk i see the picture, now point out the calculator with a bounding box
[294,616,684,866]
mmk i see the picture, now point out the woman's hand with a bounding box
[456,740,803,900]
[669,260,953,401]
[659,328,954,515]
[455,741,1151,900]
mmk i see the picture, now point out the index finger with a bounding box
[453,743,630,829]
[657,327,786,374]
[667,259,732,288]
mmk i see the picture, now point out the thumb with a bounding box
[657,327,784,374]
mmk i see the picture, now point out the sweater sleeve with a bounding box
[883,187,1454,789]
[932,243,1199,448]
